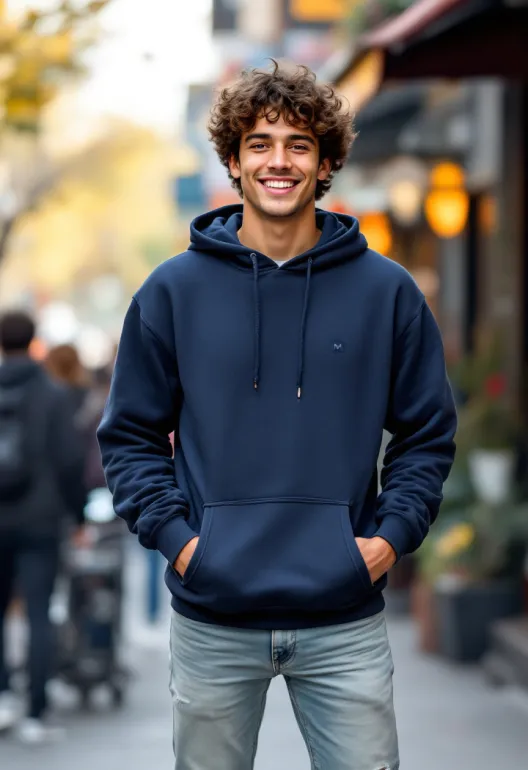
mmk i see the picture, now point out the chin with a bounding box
[260,202,301,218]
[256,193,313,219]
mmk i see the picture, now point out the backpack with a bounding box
[0,382,35,501]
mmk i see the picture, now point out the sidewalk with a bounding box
[1,549,527,768]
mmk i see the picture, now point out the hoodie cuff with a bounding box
[155,516,198,567]
[375,515,414,562]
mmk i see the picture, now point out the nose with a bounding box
[267,143,291,170]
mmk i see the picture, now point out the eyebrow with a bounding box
[244,132,316,146]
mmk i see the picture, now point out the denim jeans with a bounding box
[169,610,399,770]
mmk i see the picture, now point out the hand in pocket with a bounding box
[355,536,396,584]
[174,537,199,578]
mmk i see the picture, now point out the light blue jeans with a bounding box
[169,610,399,770]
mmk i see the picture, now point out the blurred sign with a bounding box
[212,0,240,31]
[337,50,384,112]
[283,29,335,69]
[238,0,283,43]
[287,0,347,26]
[174,174,206,211]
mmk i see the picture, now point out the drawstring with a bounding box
[250,253,313,399]
[250,253,260,391]
[296,257,312,400]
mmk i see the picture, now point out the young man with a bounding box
[98,62,457,769]
[0,311,86,743]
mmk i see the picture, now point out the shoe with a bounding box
[0,691,20,731]
[16,718,65,745]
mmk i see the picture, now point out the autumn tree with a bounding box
[0,0,111,265]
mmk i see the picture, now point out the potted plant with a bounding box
[462,376,518,503]
[411,463,474,654]
[411,534,441,654]
[452,329,519,503]
[430,501,528,662]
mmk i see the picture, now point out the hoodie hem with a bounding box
[170,590,385,630]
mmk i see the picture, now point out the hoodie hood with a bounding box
[189,205,369,398]
[189,204,368,272]
[0,356,42,389]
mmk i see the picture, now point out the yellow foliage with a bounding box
[0,2,109,132]
[4,124,182,298]
[435,523,475,559]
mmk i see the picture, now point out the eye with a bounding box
[291,144,309,152]
[250,143,268,151]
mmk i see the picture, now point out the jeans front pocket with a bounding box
[177,497,374,615]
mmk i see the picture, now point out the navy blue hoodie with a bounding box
[98,205,457,629]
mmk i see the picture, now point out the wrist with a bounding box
[372,536,397,567]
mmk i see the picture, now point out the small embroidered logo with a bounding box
[333,342,344,352]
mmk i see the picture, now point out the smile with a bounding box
[258,179,300,195]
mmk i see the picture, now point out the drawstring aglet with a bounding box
[297,387,302,399]
[254,379,259,391]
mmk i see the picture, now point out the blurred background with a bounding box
[1,0,528,767]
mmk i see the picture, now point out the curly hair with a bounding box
[208,60,356,201]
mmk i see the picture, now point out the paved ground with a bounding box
[1,546,527,769]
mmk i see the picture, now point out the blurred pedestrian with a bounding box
[45,343,90,416]
[98,61,457,769]
[45,344,93,531]
[0,311,86,743]
[76,364,113,494]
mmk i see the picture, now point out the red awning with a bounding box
[336,0,528,98]
[361,0,468,48]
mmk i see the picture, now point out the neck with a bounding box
[238,203,320,260]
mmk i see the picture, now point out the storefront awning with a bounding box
[351,84,427,163]
[336,0,528,106]
[360,0,471,48]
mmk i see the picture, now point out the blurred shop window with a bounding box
[288,0,347,24]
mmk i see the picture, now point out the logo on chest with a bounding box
[333,341,345,353]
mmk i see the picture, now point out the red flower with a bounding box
[484,373,507,400]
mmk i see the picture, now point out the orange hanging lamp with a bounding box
[360,212,392,255]
[424,162,469,239]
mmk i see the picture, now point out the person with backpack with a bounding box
[0,311,86,743]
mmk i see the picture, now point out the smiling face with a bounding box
[229,114,331,220]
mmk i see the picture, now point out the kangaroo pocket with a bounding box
[178,497,373,615]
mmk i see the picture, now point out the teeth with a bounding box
[264,181,295,189]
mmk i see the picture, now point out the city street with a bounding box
[1,549,527,769]
[0,2,527,770]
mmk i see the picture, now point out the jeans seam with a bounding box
[280,632,297,671]
[169,615,176,758]
[271,631,281,675]
[250,686,268,767]
[285,679,320,770]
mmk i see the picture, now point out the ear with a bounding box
[317,158,331,181]
[229,154,241,180]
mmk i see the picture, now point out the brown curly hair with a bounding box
[208,60,356,201]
